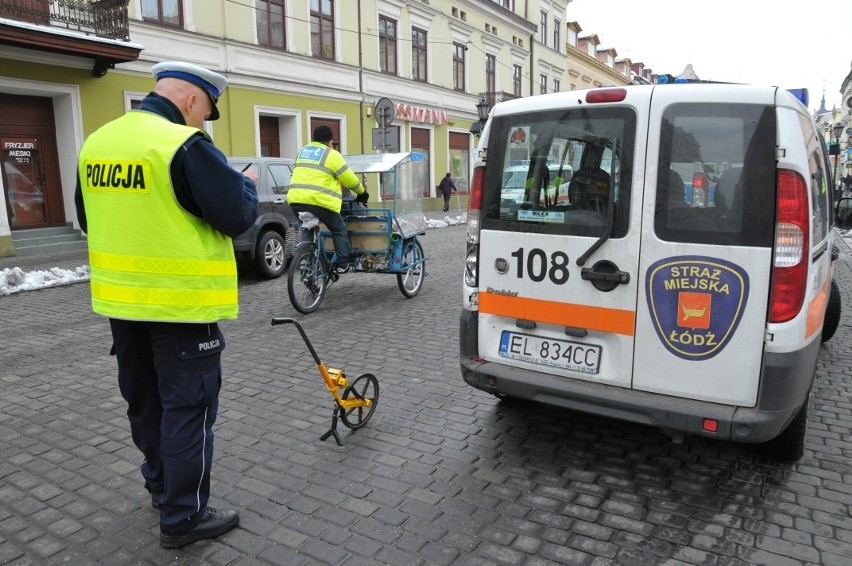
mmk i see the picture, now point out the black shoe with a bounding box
[151,490,163,509]
[160,508,239,549]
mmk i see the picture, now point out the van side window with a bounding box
[655,103,775,247]
[482,107,635,239]
[798,113,830,241]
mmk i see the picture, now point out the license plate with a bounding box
[498,331,602,374]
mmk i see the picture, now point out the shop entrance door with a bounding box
[0,94,64,230]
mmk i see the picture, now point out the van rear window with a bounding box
[654,103,776,247]
[481,107,636,238]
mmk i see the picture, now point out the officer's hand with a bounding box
[356,191,369,205]
[243,169,259,184]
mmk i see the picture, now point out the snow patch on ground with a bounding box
[1,265,90,296]
[0,212,467,296]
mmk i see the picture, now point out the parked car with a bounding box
[228,157,296,279]
[500,163,573,216]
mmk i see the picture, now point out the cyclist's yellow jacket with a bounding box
[78,111,238,323]
[287,141,364,213]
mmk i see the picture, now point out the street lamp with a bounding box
[832,122,843,198]
[469,95,489,135]
[476,95,489,126]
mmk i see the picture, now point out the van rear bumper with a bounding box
[459,309,817,444]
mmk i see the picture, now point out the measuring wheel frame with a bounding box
[271,317,379,445]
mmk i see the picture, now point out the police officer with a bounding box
[287,125,367,271]
[74,61,260,549]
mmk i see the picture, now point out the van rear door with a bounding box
[475,91,648,389]
[632,86,777,406]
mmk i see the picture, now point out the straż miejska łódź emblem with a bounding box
[645,256,749,360]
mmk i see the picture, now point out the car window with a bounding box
[483,107,635,238]
[268,163,292,195]
[654,103,776,247]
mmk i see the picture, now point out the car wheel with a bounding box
[821,279,841,343]
[254,230,287,279]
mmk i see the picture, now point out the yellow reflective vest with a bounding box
[287,141,364,213]
[78,111,238,323]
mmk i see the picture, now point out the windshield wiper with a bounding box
[576,142,618,267]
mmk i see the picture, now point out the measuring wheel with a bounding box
[339,373,379,429]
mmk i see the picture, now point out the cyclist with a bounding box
[287,125,368,271]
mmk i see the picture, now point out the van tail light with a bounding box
[769,169,809,323]
[464,166,485,288]
[692,173,708,208]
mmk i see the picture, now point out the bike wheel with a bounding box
[396,239,425,298]
[287,243,327,314]
[339,373,379,430]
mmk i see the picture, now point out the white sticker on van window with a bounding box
[518,210,565,223]
[645,256,749,360]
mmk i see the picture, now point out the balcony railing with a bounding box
[482,91,521,111]
[0,0,131,41]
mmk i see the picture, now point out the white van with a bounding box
[460,84,841,460]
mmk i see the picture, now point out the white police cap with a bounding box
[152,61,228,120]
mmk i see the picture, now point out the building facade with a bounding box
[839,64,852,182]
[0,0,585,256]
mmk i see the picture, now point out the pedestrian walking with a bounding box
[74,61,260,549]
[438,172,457,212]
[843,172,852,197]
[287,125,368,272]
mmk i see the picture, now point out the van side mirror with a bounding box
[835,197,852,229]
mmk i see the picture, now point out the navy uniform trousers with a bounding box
[109,318,225,533]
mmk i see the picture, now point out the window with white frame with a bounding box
[540,74,547,94]
[513,64,522,96]
[540,11,547,44]
[379,15,397,75]
[453,42,466,91]
[567,27,577,47]
[257,0,285,49]
[311,0,335,59]
[412,27,427,82]
[486,54,496,94]
[553,19,561,52]
[142,0,182,26]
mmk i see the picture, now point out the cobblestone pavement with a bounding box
[2,219,852,565]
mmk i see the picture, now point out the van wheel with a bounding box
[757,394,808,461]
[255,231,287,279]
[821,280,841,343]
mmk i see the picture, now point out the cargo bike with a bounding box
[287,152,428,314]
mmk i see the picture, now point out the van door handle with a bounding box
[580,260,630,291]
[581,269,629,283]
